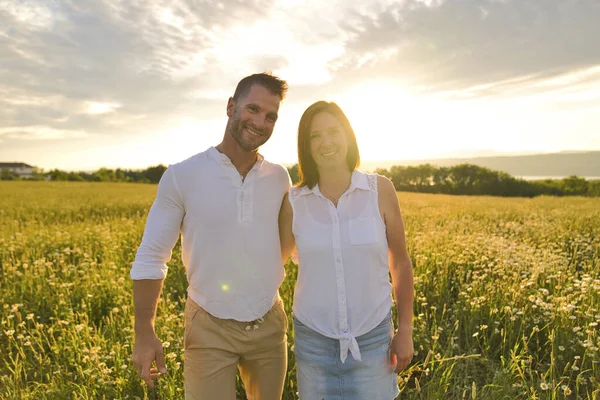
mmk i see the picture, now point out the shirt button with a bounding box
[336,258,341,263]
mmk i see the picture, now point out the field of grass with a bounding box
[1,181,599,399]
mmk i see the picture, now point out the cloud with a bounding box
[1,0,599,159]
[329,0,600,92]
[0,126,88,140]
[425,65,600,114]
[0,0,281,142]
[85,102,122,115]
[0,0,55,30]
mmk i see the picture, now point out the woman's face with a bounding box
[309,112,349,170]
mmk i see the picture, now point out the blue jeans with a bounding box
[293,315,400,400]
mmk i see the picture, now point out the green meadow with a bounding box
[1,181,599,399]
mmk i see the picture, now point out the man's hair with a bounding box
[232,72,288,101]
[297,101,360,189]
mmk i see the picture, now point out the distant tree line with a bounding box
[288,163,600,197]
[3,163,599,197]
[1,165,167,184]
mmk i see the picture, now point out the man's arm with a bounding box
[132,279,166,387]
[130,167,184,387]
[278,193,296,264]
[378,175,415,373]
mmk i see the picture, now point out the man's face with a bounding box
[227,85,281,152]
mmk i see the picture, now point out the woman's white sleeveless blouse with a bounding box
[289,171,393,362]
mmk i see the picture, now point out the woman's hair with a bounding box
[297,101,360,188]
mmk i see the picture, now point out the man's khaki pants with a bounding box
[184,297,288,400]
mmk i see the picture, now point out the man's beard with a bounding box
[228,113,270,152]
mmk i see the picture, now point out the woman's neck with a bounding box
[318,166,352,200]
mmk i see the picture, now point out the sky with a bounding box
[1,0,600,171]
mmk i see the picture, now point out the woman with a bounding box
[279,101,415,399]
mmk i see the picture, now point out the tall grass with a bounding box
[1,182,598,399]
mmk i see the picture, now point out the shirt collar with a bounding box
[208,146,265,170]
[347,170,371,192]
[296,170,371,197]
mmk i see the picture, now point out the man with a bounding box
[131,72,291,399]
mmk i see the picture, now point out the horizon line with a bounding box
[3,148,600,172]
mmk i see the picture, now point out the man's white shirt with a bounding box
[130,147,291,321]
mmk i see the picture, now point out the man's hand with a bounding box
[132,332,167,388]
[389,329,414,373]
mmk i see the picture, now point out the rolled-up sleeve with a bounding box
[130,167,184,280]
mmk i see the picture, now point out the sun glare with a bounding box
[335,81,527,163]
[337,82,429,161]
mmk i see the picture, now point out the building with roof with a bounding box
[0,162,34,178]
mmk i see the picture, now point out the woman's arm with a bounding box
[378,175,415,372]
[278,192,296,264]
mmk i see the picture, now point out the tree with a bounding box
[560,176,588,196]
[287,164,300,185]
[1,168,16,181]
[67,172,84,181]
[31,167,46,181]
[49,169,69,181]
[93,168,116,182]
[448,164,482,195]
[433,167,452,193]
[143,165,167,183]
[587,180,600,197]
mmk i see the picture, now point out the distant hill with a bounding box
[361,151,600,179]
